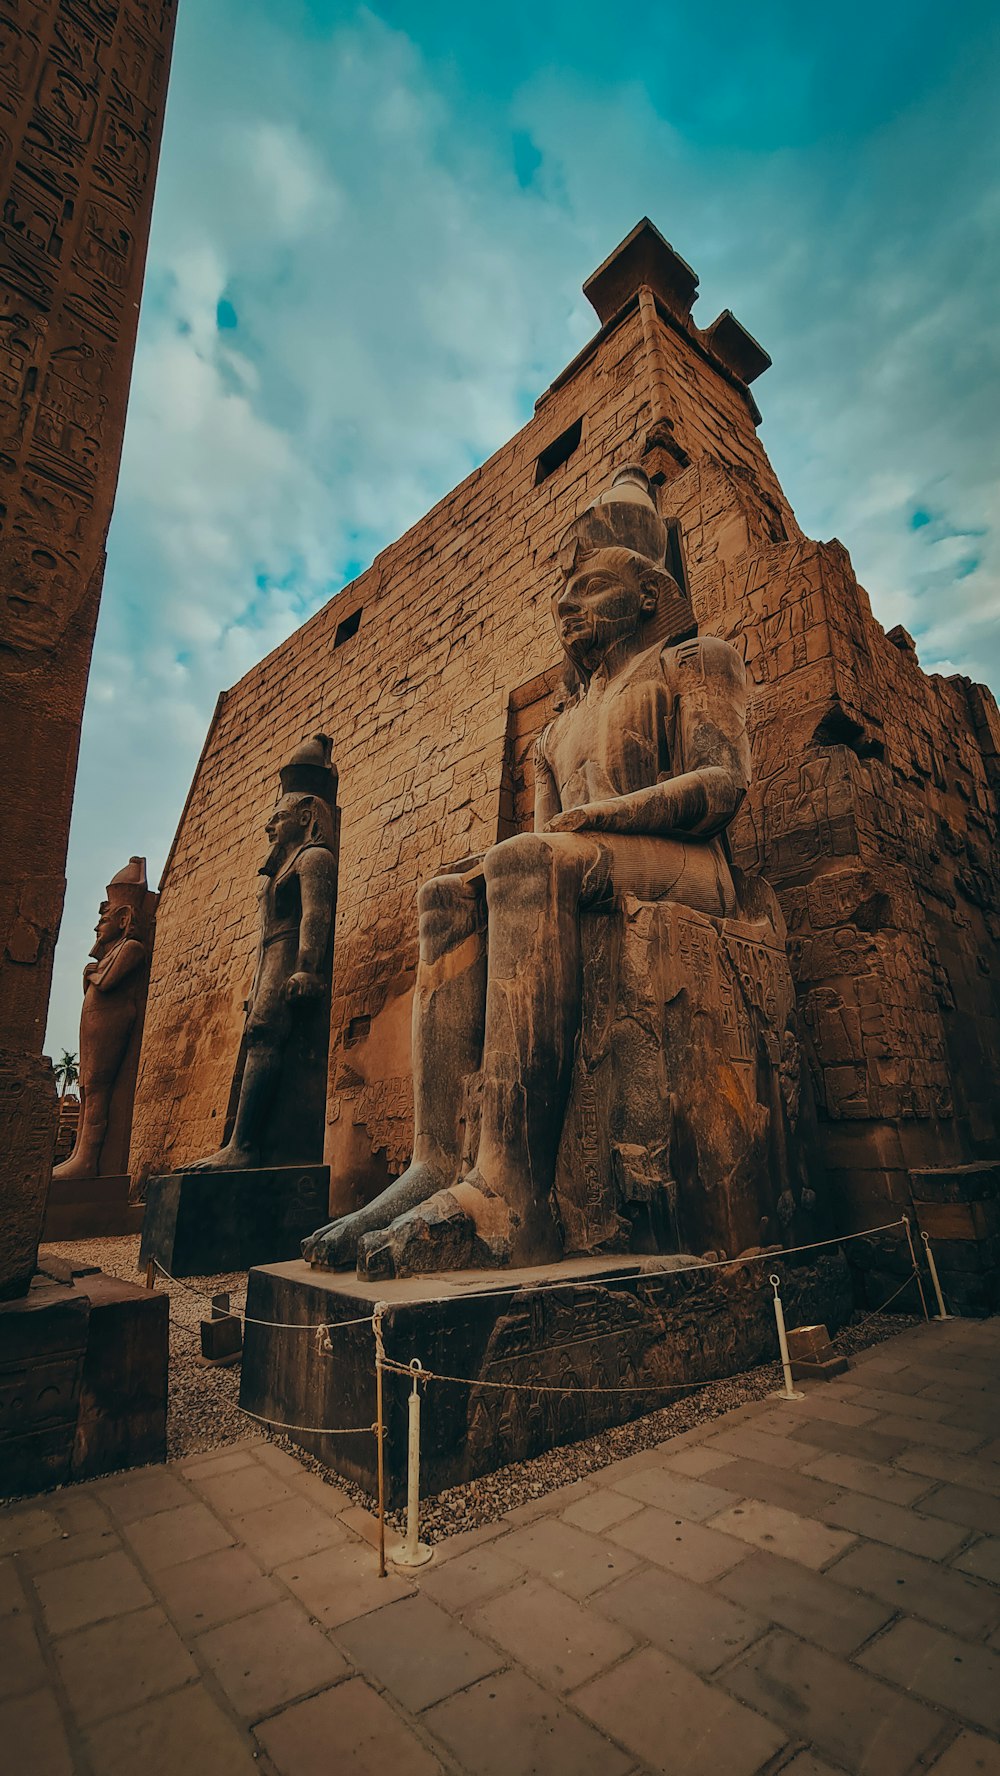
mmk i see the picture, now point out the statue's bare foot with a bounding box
[302,1159,447,1269]
[357,1174,515,1280]
[52,1152,101,1183]
[185,1142,259,1173]
[357,1192,477,1280]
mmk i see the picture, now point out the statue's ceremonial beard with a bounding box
[260,841,288,879]
[561,612,634,679]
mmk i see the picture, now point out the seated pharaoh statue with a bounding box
[304,466,816,1280]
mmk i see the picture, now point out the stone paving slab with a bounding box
[1,1317,999,1775]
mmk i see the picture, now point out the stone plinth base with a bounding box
[0,1270,168,1498]
[910,1163,1000,1316]
[42,1174,144,1242]
[240,1250,852,1508]
[140,1166,330,1279]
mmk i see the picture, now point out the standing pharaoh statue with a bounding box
[304,466,809,1279]
[53,858,156,1184]
[189,735,339,1172]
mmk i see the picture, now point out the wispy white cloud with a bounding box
[48,1,999,1049]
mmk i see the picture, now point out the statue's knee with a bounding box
[418,872,483,954]
[485,832,579,906]
[485,832,554,882]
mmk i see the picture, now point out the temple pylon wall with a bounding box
[132,227,1000,1241]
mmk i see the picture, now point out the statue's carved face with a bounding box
[265,796,310,852]
[553,548,656,672]
[91,904,126,956]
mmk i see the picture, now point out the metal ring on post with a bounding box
[391,1354,433,1569]
[769,1269,804,1402]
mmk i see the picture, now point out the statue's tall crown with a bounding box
[559,465,696,646]
[105,856,148,914]
[558,464,667,572]
[279,733,338,805]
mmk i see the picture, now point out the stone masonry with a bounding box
[0,0,179,1294]
[132,220,1000,1241]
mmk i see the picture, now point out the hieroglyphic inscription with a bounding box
[0,0,178,1293]
[1,0,177,659]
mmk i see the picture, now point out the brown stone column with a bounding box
[0,0,179,1297]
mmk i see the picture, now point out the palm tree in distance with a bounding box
[54,1050,80,1099]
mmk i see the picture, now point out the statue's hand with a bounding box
[285,971,322,1003]
[545,805,592,833]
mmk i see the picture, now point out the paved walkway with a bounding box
[3,1318,1000,1776]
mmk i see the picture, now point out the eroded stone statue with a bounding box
[304,468,807,1277]
[53,858,155,1183]
[189,735,339,1172]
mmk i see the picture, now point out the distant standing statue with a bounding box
[189,735,339,1172]
[304,466,810,1279]
[54,858,156,1183]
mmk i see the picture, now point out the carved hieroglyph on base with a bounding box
[53,857,156,1184]
[304,467,817,1278]
[189,735,340,1172]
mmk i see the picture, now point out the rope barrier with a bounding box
[376,1253,928,1402]
[239,1406,378,1437]
[380,1217,909,1316]
[152,1220,907,1333]
[830,1268,921,1343]
[150,1258,374,1333]
[378,1354,778,1397]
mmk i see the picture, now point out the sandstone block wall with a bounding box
[132,237,1000,1239]
[0,0,178,1294]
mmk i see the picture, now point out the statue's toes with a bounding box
[301,1220,358,1268]
[358,1195,479,1278]
[356,1229,397,1281]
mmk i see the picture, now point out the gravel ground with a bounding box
[42,1236,919,1539]
[297,1306,921,1541]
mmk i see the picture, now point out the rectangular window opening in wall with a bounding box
[534,418,582,485]
[335,607,362,647]
[345,1014,371,1045]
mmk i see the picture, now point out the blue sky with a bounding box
[47,0,1000,1050]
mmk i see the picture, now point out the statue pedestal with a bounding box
[0,1268,167,1498]
[239,1250,853,1508]
[43,1174,144,1242]
[140,1165,330,1279]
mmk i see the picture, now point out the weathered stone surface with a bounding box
[42,1174,144,1242]
[0,1269,166,1497]
[303,465,818,1279]
[910,1162,1000,1315]
[0,0,179,1296]
[53,858,157,1188]
[140,1165,330,1279]
[186,735,340,1175]
[132,220,1000,1272]
[0,1282,89,1495]
[239,1251,851,1506]
[70,1271,168,1480]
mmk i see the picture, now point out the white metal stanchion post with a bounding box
[391,1360,433,1569]
[921,1231,951,1321]
[770,1273,805,1402]
[902,1215,931,1322]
